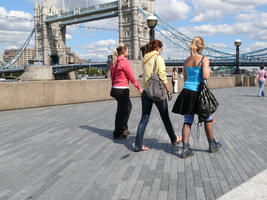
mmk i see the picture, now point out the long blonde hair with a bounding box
[190,36,205,55]
[112,44,128,67]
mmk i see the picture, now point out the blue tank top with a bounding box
[184,58,204,91]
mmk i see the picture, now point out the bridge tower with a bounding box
[34,0,67,66]
[118,0,155,60]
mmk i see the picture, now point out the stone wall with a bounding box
[0,76,237,111]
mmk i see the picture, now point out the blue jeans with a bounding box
[135,91,177,149]
[184,114,213,124]
[258,80,265,97]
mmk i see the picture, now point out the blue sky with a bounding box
[0,0,267,61]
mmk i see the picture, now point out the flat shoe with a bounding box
[134,146,149,152]
[173,136,182,145]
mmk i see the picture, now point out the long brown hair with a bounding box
[112,44,128,66]
[145,40,163,54]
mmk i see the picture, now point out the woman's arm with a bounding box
[124,60,142,93]
[183,65,186,82]
[157,57,172,100]
[202,57,210,80]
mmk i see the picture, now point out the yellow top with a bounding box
[172,71,178,80]
[143,51,168,89]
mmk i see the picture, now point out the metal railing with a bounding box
[45,1,118,24]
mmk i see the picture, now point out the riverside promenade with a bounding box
[0,87,266,200]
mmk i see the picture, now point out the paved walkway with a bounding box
[0,87,266,200]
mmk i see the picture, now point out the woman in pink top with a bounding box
[256,64,266,97]
[110,44,142,139]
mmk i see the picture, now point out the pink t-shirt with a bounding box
[110,56,141,92]
[257,70,266,81]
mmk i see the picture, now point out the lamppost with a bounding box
[234,39,242,74]
[146,15,158,41]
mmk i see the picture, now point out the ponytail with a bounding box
[190,36,205,55]
[145,40,163,54]
[112,44,128,67]
[112,48,118,66]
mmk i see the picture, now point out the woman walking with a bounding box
[110,44,142,139]
[172,36,222,159]
[255,64,266,97]
[134,40,182,152]
[172,67,179,93]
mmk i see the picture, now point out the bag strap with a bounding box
[197,56,205,66]
[112,60,120,81]
[153,56,158,73]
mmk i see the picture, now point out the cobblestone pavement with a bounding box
[0,87,266,200]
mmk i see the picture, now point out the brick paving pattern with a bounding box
[0,87,266,200]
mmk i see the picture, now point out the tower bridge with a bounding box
[0,0,267,75]
[34,0,154,66]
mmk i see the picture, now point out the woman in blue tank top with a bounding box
[172,36,222,159]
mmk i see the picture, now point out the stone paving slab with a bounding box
[0,87,266,200]
[217,169,267,200]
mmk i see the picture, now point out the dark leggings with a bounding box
[112,88,132,137]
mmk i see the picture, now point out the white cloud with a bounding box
[209,43,227,50]
[247,42,267,51]
[79,39,117,61]
[223,0,267,5]
[0,7,34,53]
[156,0,191,22]
[191,0,257,22]
[185,16,267,41]
[66,34,72,40]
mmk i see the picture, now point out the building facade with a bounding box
[3,47,81,67]
[34,0,156,64]
[3,48,35,67]
[118,0,155,60]
[34,0,67,65]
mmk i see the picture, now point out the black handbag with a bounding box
[197,81,219,123]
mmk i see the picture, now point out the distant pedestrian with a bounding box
[110,44,143,139]
[172,67,178,93]
[172,36,222,159]
[134,40,182,152]
[255,64,266,97]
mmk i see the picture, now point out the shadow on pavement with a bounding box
[79,125,208,158]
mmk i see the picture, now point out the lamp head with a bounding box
[146,15,158,29]
[234,39,242,47]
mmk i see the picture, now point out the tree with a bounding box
[87,68,100,76]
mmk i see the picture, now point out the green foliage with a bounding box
[241,69,249,75]
[77,70,85,75]
[102,69,108,76]
[86,68,100,76]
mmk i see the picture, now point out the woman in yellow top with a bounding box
[134,40,182,152]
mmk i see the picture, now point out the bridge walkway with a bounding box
[0,87,266,200]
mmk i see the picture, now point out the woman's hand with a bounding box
[167,91,172,101]
[140,88,143,94]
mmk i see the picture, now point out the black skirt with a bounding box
[172,88,199,115]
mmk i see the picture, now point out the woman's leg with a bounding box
[204,116,222,152]
[113,89,124,137]
[181,115,194,158]
[154,100,177,144]
[135,91,153,150]
[261,81,265,96]
[174,80,178,93]
[182,115,194,143]
[121,89,132,132]
[258,80,264,97]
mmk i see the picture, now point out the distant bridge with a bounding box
[165,59,267,67]
[2,59,267,75]
[1,0,267,76]
[0,63,107,74]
